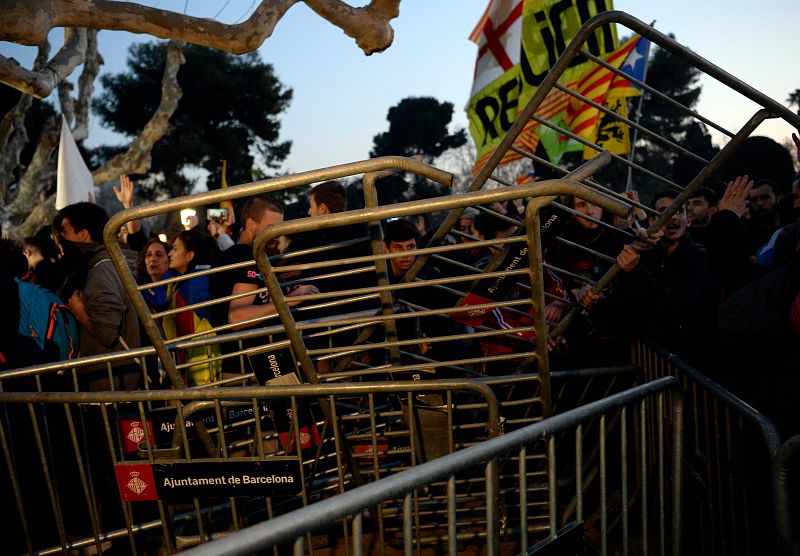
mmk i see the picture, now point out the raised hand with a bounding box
[113,175,135,209]
[719,175,753,218]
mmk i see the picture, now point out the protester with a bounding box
[576,191,715,368]
[210,196,318,378]
[53,201,142,391]
[743,179,781,259]
[281,180,374,317]
[685,186,719,246]
[136,238,172,310]
[113,174,148,253]
[161,229,221,385]
[21,226,62,293]
[691,176,754,299]
[0,237,79,373]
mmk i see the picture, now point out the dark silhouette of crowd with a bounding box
[2,135,799,440]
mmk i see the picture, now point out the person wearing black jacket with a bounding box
[577,191,716,368]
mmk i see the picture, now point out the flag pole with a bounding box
[624,24,654,192]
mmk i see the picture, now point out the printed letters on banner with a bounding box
[468,0,618,174]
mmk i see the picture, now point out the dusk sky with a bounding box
[2,1,797,185]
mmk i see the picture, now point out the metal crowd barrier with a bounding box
[0,379,500,554]
[179,377,684,556]
[632,337,792,556]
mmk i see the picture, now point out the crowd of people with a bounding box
[1,135,799,437]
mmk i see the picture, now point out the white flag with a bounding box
[55,115,94,209]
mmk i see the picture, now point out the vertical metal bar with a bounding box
[658,393,666,556]
[600,414,607,556]
[576,424,584,524]
[641,401,649,556]
[701,390,716,555]
[671,390,685,556]
[448,475,457,556]
[519,446,528,553]
[486,458,499,556]
[0,409,34,554]
[366,395,386,556]
[328,394,348,548]
[403,492,412,556]
[622,406,629,556]
[713,397,726,554]
[73,402,110,550]
[725,408,738,553]
[353,512,363,556]
[548,436,558,538]
[99,403,139,554]
[525,198,554,417]
[293,535,305,556]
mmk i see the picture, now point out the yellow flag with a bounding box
[219,159,235,228]
[467,0,618,175]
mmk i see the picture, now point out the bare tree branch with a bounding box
[0,42,51,200]
[0,0,401,96]
[1,0,299,53]
[0,26,86,98]
[73,29,102,141]
[17,192,57,237]
[57,77,75,127]
[304,0,399,54]
[56,30,99,139]
[6,114,59,220]
[4,39,184,235]
[91,40,185,185]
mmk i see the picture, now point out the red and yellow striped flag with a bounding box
[562,36,641,142]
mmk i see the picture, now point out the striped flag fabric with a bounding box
[562,36,642,142]
[473,35,648,173]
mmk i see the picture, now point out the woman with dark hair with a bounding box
[162,229,221,386]
[136,238,172,311]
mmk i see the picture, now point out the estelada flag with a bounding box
[584,35,650,159]
[562,36,642,143]
[55,115,94,209]
[534,35,649,164]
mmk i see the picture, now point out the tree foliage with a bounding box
[93,43,292,198]
[788,88,800,116]
[370,96,466,204]
[715,136,795,193]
